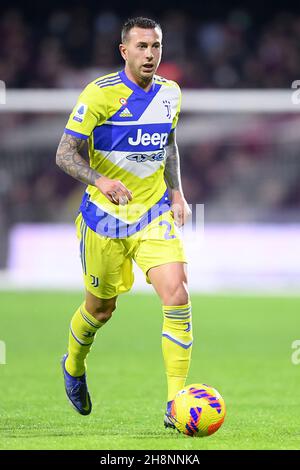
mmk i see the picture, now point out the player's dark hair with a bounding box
[121,17,162,43]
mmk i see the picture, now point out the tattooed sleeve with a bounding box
[164,130,182,192]
[56,133,101,185]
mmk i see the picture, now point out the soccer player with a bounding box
[56,17,192,428]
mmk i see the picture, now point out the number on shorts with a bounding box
[159,220,176,239]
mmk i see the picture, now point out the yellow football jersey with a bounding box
[65,70,181,238]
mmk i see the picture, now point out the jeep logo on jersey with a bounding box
[126,150,166,163]
[128,128,169,148]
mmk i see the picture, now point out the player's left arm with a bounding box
[164,130,191,227]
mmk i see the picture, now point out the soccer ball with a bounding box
[170,383,226,437]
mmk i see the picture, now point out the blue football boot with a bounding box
[164,400,176,429]
[61,353,92,416]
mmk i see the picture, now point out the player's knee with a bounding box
[162,280,189,306]
[93,309,114,323]
[95,302,116,322]
[86,297,117,323]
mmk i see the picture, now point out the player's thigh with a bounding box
[75,213,134,299]
[130,211,188,290]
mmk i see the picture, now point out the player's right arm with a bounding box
[56,80,132,205]
[56,133,100,185]
[56,133,132,205]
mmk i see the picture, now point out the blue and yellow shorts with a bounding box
[75,211,187,299]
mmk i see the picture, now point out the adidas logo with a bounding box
[119,107,133,117]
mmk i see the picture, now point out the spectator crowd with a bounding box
[1,7,300,89]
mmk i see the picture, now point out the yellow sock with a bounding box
[162,302,193,401]
[65,303,105,377]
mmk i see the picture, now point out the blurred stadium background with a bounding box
[1,0,300,293]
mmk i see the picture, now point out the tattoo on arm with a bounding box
[164,131,182,192]
[56,133,101,186]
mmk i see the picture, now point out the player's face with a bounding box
[120,27,162,82]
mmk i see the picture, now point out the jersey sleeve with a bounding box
[64,83,107,140]
[171,83,182,131]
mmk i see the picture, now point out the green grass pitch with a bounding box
[0,291,299,450]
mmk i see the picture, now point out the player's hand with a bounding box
[170,190,191,227]
[95,176,133,205]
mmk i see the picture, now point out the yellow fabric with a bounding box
[162,303,193,401]
[64,71,182,224]
[75,211,187,299]
[65,73,132,138]
[65,303,105,376]
[84,154,168,224]
[171,85,181,131]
